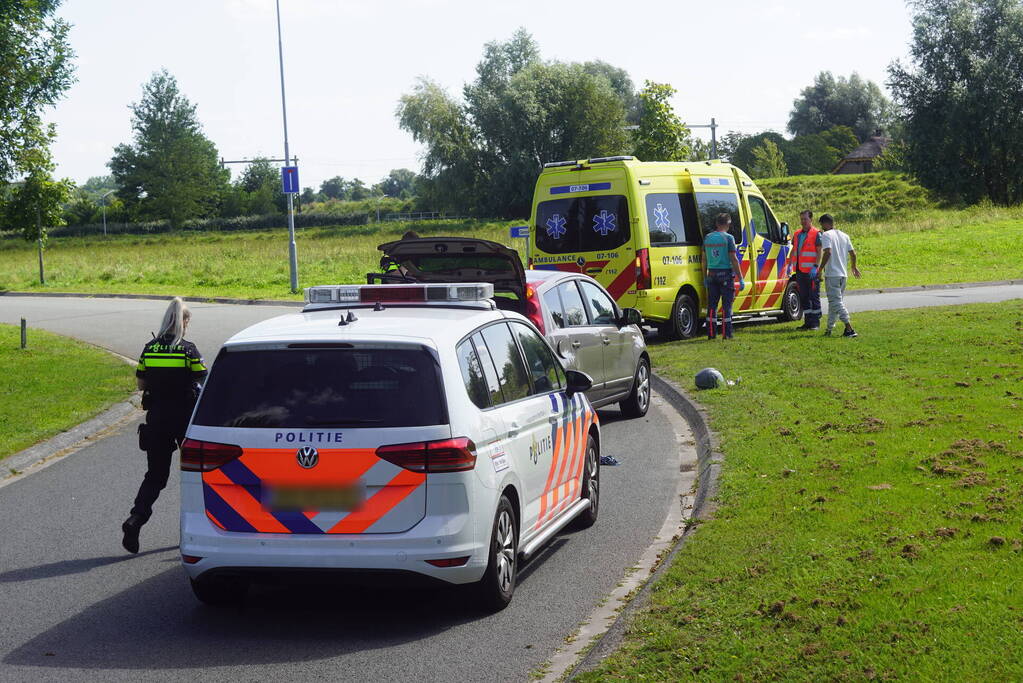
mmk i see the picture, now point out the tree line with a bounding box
[3,0,1023,240]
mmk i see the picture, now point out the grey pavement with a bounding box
[0,297,678,681]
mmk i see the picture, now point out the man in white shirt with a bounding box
[818,214,861,337]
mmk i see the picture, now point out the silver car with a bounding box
[373,237,651,418]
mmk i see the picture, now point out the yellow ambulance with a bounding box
[527,156,802,338]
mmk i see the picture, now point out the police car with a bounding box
[180,283,600,610]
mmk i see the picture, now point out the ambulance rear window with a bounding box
[535,196,630,254]
[645,193,701,244]
[193,347,445,428]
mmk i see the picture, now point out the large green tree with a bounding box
[3,163,72,242]
[749,139,788,179]
[632,81,692,162]
[788,72,893,140]
[889,0,1023,204]
[730,132,788,173]
[0,0,75,181]
[375,168,417,198]
[397,30,629,217]
[108,70,228,227]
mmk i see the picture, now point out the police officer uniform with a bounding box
[122,335,207,553]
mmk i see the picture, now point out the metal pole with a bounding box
[36,204,44,285]
[710,117,718,159]
[102,203,107,235]
[21,318,26,349]
[276,0,299,293]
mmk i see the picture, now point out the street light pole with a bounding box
[100,189,115,235]
[275,0,299,293]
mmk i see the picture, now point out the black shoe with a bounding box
[843,327,858,338]
[121,514,145,554]
[796,323,813,330]
[824,328,833,337]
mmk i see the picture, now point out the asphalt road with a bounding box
[0,297,681,681]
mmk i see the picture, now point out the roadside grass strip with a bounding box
[2,210,1022,300]
[1,324,135,461]
[0,219,514,301]
[581,301,1023,681]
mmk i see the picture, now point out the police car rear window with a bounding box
[193,348,445,428]
[536,195,630,254]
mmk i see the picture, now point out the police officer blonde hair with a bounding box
[157,297,191,346]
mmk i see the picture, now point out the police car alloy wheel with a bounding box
[573,436,600,529]
[476,495,518,611]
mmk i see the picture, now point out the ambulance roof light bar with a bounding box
[587,155,635,164]
[304,283,495,309]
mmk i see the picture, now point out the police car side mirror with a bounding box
[565,370,593,398]
[780,222,790,242]
[618,307,642,327]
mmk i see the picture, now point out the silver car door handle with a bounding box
[548,416,559,424]
[508,421,521,437]
[571,341,581,348]
[601,336,611,345]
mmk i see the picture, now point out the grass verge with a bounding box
[580,301,1023,681]
[2,323,136,462]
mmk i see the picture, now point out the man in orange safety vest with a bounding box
[787,210,823,330]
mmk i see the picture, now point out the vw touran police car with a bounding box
[180,283,600,610]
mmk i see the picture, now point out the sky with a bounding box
[47,0,913,191]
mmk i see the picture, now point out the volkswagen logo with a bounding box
[296,446,319,469]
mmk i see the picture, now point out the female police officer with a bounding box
[122,297,207,553]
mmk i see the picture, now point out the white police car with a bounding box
[180,283,600,610]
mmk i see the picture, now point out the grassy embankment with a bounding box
[0,173,1020,299]
[1,323,136,463]
[581,301,1023,680]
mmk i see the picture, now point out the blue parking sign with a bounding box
[281,166,299,194]
[510,225,530,239]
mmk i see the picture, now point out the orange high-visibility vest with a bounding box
[792,227,820,273]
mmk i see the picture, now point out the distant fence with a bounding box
[383,212,468,222]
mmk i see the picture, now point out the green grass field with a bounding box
[580,301,1023,681]
[1,323,136,462]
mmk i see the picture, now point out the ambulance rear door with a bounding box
[642,177,704,323]
[532,166,637,309]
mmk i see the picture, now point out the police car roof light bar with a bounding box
[304,283,495,306]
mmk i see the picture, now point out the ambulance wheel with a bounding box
[475,495,518,612]
[572,435,600,529]
[780,280,802,322]
[190,575,248,606]
[669,292,699,339]
[619,356,651,418]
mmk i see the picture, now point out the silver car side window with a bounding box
[579,280,616,326]
[557,281,589,327]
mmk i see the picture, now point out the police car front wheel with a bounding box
[475,495,518,611]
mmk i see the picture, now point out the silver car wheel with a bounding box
[495,508,515,594]
[636,363,650,413]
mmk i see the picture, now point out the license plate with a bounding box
[266,486,363,512]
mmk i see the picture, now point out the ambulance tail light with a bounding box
[636,248,652,290]
[524,284,545,334]
[376,437,477,473]
[180,439,243,472]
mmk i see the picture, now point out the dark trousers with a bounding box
[130,412,187,523]
[706,269,736,339]
[795,271,822,327]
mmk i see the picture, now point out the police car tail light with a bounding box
[376,437,477,473]
[425,556,471,567]
[180,438,243,472]
[524,285,545,334]
[636,248,652,290]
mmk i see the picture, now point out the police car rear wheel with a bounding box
[780,280,802,322]
[670,293,699,339]
[190,575,248,606]
[475,495,518,611]
[619,357,651,418]
[573,435,600,529]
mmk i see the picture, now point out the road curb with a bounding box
[553,374,723,681]
[1,397,142,490]
[0,290,304,307]
[844,278,1022,296]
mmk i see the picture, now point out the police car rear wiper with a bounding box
[304,417,383,425]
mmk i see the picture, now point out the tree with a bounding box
[108,70,229,227]
[319,176,347,200]
[3,165,72,242]
[717,132,752,163]
[788,71,893,140]
[397,30,629,217]
[888,0,1023,204]
[632,81,692,162]
[581,60,640,124]
[375,168,417,198]
[750,139,788,179]
[730,132,788,173]
[785,126,859,175]
[238,157,278,193]
[0,1,75,181]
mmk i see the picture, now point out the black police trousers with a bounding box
[130,411,188,524]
